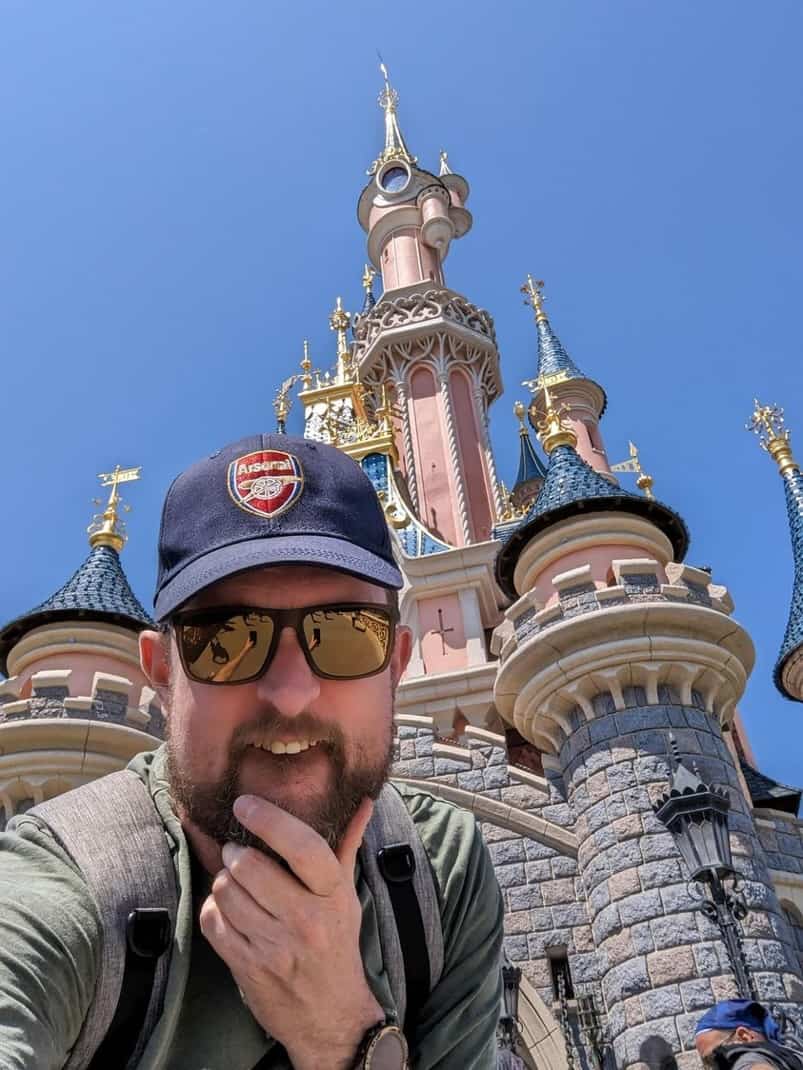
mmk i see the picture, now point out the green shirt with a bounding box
[0,749,503,1069]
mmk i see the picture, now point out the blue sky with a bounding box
[1,1,801,785]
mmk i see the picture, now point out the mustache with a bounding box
[230,710,345,753]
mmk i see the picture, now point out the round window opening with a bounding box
[379,165,409,193]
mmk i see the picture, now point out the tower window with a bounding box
[548,950,574,1000]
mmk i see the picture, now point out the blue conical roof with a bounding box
[774,466,803,700]
[496,444,689,597]
[532,313,608,416]
[536,317,585,382]
[0,544,153,674]
[514,429,548,491]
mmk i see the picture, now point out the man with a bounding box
[695,1000,803,1070]
[0,434,504,1069]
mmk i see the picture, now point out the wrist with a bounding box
[288,997,386,1070]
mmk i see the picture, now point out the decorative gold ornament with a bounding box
[87,464,141,552]
[299,339,313,390]
[520,274,548,324]
[329,296,353,381]
[362,263,377,295]
[611,441,655,499]
[748,399,799,476]
[532,383,577,454]
[273,375,300,434]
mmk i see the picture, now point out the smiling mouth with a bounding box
[247,739,324,756]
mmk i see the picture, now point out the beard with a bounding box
[166,707,394,856]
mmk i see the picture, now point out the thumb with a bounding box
[336,796,374,869]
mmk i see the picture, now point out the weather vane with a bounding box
[520,275,547,322]
[611,441,655,499]
[747,399,798,476]
[87,464,141,552]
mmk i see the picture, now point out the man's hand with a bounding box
[199,795,384,1070]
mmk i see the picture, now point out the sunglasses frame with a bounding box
[170,601,399,684]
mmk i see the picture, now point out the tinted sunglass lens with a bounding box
[180,612,274,683]
[303,608,391,678]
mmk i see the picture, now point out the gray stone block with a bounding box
[455,770,485,791]
[503,935,528,962]
[604,956,650,1001]
[551,902,589,928]
[592,903,622,944]
[630,921,655,954]
[550,856,577,878]
[640,984,683,1019]
[433,758,465,776]
[507,885,544,911]
[680,977,714,1011]
[589,717,619,744]
[607,763,639,792]
[413,734,434,757]
[524,860,552,883]
[641,832,679,862]
[640,858,683,890]
[618,889,662,926]
[488,839,526,866]
[650,912,700,950]
[495,863,526,889]
[524,839,556,861]
[588,881,611,913]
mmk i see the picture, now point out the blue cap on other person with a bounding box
[695,1000,781,1041]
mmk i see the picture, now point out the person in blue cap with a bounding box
[0,435,505,1070]
[695,1000,803,1070]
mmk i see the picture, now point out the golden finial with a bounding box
[329,296,353,380]
[532,382,577,454]
[513,400,528,435]
[520,275,548,324]
[300,339,312,390]
[273,375,299,434]
[368,59,417,175]
[748,399,799,476]
[362,264,377,294]
[87,465,141,552]
[611,441,655,499]
[439,148,452,176]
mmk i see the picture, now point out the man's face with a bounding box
[140,565,410,854]
[695,1027,765,1067]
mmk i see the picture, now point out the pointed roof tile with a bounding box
[0,544,153,673]
[514,427,547,491]
[496,444,689,597]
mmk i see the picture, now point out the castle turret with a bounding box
[354,66,503,547]
[749,400,803,701]
[493,391,801,1067]
[0,467,162,827]
[521,277,611,476]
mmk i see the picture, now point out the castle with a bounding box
[2,69,803,1070]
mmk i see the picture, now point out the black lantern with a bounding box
[498,955,522,1053]
[653,736,755,999]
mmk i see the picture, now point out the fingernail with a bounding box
[233,795,255,822]
[222,842,245,868]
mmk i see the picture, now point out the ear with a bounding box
[392,624,413,678]
[139,629,171,690]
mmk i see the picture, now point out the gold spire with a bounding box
[273,375,300,434]
[748,399,800,476]
[367,61,418,175]
[87,465,141,552]
[611,441,655,499]
[521,275,548,324]
[329,296,353,381]
[300,339,312,390]
[532,383,577,454]
[439,148,452,176]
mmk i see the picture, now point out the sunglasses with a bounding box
[171,602,399,684]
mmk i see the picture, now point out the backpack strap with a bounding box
[30,769,178,1070]
[359,783,444,1034]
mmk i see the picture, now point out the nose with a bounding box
[254,625,320,717]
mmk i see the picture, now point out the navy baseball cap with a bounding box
[154,433,403,620]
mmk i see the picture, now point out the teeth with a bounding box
[251,739,318,755]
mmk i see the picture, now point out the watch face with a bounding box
[367,1025,408,1069]
[379,165,409,193]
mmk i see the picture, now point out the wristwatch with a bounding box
[352,1020,409,1069]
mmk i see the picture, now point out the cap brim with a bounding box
[154,534,403,620]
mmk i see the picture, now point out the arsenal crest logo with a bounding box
[228,450,304,519]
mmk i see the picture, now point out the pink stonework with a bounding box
[418,593,467,674]
[534,544,668,607]
[449,368,494,541]
[409,365,459,545]
[16,650,149,702]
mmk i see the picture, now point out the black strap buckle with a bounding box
[377,843,416,884]
[126,908,172,959]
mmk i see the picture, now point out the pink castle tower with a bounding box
[353,66,503,549]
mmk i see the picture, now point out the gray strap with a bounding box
[360,783,444,1026]
[31,770,178,1070]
